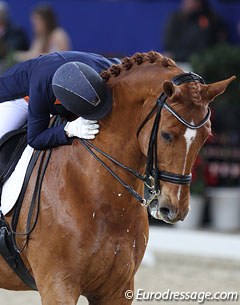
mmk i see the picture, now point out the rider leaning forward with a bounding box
[0,51,120,149]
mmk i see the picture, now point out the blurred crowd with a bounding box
[0,1,71,70]
[0,0,237,66]
[164,0,228,62]
[0,1,28,59]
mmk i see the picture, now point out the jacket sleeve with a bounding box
[27,85,72,150]
[0,61,29,102]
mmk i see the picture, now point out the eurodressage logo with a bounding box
[125,289,239,303]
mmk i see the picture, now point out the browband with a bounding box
[172,72,205,85]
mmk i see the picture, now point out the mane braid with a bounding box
[100,51,176,83]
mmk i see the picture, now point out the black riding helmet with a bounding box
[52,62,112,120]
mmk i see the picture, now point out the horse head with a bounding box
[100,52,235,224]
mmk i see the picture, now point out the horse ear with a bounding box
[163,81,181,100]
[201,76,236,103]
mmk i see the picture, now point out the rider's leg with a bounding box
[0,98,28,139]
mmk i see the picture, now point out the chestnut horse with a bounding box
[0,52,235,305]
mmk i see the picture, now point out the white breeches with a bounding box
[0,98,28,139]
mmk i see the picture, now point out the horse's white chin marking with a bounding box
[177,123,197,201]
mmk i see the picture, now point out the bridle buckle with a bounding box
[141,190,160,207]
[144,175,155,190]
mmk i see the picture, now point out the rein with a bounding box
[79,72,210,206]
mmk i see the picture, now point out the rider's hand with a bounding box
[64,117,99,140]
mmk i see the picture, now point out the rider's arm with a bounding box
[27,85,99,150]
[27,84,72,150]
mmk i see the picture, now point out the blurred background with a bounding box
[0,0,240,304]
[0,0,239,58]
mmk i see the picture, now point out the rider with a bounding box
[0,51,120,150]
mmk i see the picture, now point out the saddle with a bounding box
[0,128,38,290]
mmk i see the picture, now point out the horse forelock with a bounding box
[187,82,202,106]
[100,51,177,83]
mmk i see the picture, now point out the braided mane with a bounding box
[100,51,177,82]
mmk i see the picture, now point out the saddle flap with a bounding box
[0,129,27,183]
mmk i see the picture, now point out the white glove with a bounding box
[64,117,100,140]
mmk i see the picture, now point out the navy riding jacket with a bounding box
[0,51,120,150]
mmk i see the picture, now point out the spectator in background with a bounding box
[164,0,228,62]
[0,1,28,59]
[15,4,71,62]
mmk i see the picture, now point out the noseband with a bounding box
[79,72,210,206]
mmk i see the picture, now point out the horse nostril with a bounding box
[159,206,171,217]
[159,205,177,221]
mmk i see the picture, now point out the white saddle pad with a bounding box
[1,145,34,215]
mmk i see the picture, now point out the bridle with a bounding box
[79,72,211,206]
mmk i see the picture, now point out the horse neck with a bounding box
[94,80,145,172]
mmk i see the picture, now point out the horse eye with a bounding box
[161,131,173,143]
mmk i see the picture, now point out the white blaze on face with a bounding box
[177,124,197,200]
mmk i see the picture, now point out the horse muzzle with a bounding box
[148,192,189,224]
